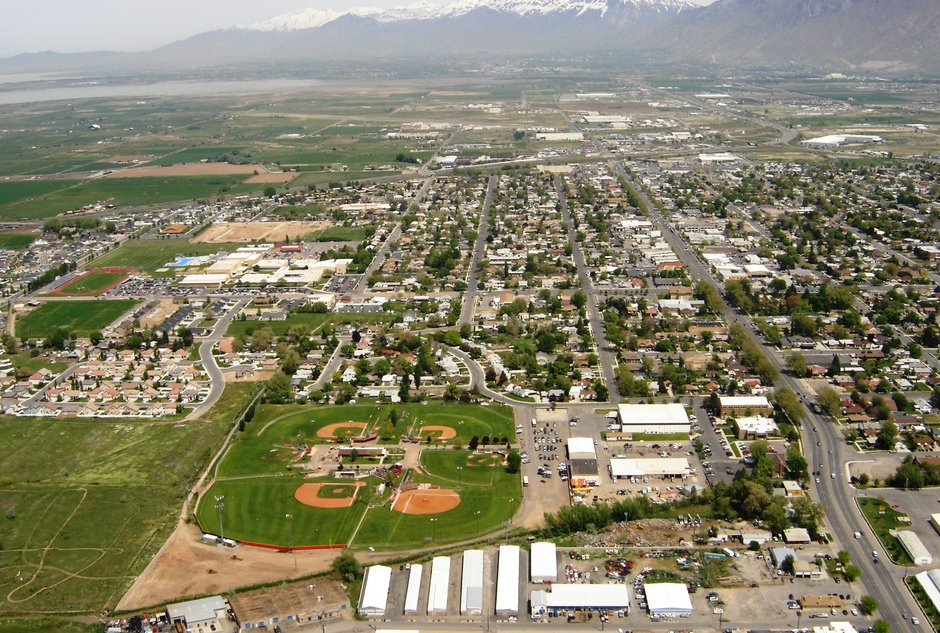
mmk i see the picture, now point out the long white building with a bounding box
[897,530,933,565]
[359,565,392,617]
[645,582,692,617]
[496,545,521,617]
[403,564,423,616]
[616,403,690,435]
[428,556,451,616]
[530,542,558,583]
[461,550,485,615]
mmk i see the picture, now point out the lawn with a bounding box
[857,496,915,565]
[15,299,139,339]
[90,241,243,276]
[199,402,518,548]
[0,383,257,616]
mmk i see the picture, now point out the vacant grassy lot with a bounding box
[0,233,37,250]
[15,299,138,339]
[90,241,242,276]
[857,496,915,565]
[0,383,257,616]
[225,312,395,339]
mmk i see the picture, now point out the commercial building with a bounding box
[783,528,812,544]
[229,582,347,631]
[461,550,485,615]
[732,416,779,440]
[915,569,940,618]
[359,565,392,617]
[897,530,933,565]
[609,457,691,480]
[496,545,521,617]
[530,542,558,583]
[718,396,773,417]
[530,585,630,616]
[616,403,691,436]
[404,564,423,616]
[567,437,601,487]
[644,583,693,618]
[428,556,451,616]
[931,513,940,536]
[770,547,797,570]
[166,596,229,632]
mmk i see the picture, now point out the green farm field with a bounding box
[0,233,36,250]
[198,402,517,547]
[0,383,257,616]
[90,241,243,276]
[15,299,139,339]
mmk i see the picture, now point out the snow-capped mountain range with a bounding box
[237,0,695,32]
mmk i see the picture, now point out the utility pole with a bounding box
[286,513,295,572]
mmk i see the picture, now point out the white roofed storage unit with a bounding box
[529,585,630,616]
[359,565,392,617]
[404,564,423,615]
[916,569,940,617]
[644,582,693,617]
[897,530,933,565]
[932,513,940,536]
[461,550,485,615]
[496,545,521,617]
[609,458,691,480]
[567,437,601,487]
[530,542,558,583]
[616,403,690,435]
[428,556,451,616]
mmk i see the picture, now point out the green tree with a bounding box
[817,385,842,418]
[263,185,277,197]
[331,550,363,582]
[785,352,808,377]
[844,565,861,582]
[506,449,522,474]
[873,620,889,633]
[859,595,879,615]
[837,550,851,566]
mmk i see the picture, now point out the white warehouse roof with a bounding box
[617,403,690,434]
[916,569,940,618]
[719,395,770,409]
[531,584,630,610]
[567,437,596,458]
[897,530,933,565]
[404,564,423,616]
[428,556,451,615]
[530,542,557,583]
[644,582,692,617]
[610,458,691,478]
[359,565,392,616]
[461,550,485,615]
[496,545,521,616]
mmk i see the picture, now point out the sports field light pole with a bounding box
[286,513,296,572]
[214,495,225,543]
[456,466,463,487]
[474,510,481,538]
[506,498,515,543]
[430,518,437,541]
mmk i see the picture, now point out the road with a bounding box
[460,175,497,325]
[186,298,251,421]
[353,223,402,294]
[554,175,621,403]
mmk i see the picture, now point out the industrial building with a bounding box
[359,566,392,617]
[428,556,451,616]
[930,513,940,536]
[495,545,521,617]
[461,550,485,615]
[567,437,601,487]
[916,569,940,618]
[166,596,229,632]
[644,583,693,618]
[616,403,691,435]
[530,542,558,583]
[897,530,933,565]
[609,457,691,480]
[404,564,423,616]
[229,582,347,631]
[718,395,773,417]
[530,585,630,616]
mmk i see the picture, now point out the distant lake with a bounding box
[0,77,325,105]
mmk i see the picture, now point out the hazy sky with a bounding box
[1,0,716,58]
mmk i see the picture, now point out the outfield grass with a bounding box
[90,241,243,276]
[15,299,139,339]
[0,383,257,616]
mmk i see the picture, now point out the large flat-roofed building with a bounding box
[567,437,601,487]
[166,596,229,632]
[496,545,521,617]
[897,530,933,565]
[718,395,772,417]
[404,564,423,616]
[530,542,557,583]
[428,556,451,616]
[616,403,691,435]
[644,583,692,618]
[609,457,691,480]
[461,550,485,615]
[732,416,778,439]
[916,569,940,618]
[530,585,630,616]
[359,566,392,617]
[229,580,348,631]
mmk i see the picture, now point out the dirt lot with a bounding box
[192,220,329,244]
[138,300,181,329]
[105,163,260,177]
[246,172,296,183]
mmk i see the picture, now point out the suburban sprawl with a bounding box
[0,70,939,633]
